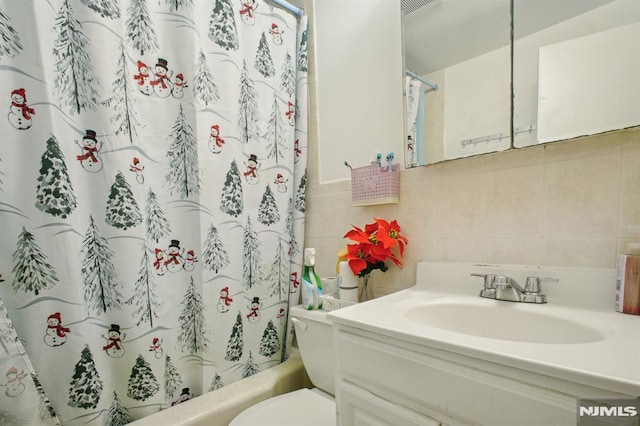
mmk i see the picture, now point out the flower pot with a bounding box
[359,274,375,302]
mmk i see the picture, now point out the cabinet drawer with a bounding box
[338,381,442,426]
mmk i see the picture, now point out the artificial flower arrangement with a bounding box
[343,217,408,286]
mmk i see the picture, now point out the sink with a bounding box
[403,301,609,344]
[330,262,640,398]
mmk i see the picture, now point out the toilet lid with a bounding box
[229,388,336,426]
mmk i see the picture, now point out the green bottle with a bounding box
[302,248,323,310]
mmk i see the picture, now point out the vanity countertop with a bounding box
[328,261,640,396]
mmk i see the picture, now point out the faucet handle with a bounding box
[493,275,510,287]
[471,273,496,289]
[524,276,558,294]
[522,276,557,304]
[471,273,496,299]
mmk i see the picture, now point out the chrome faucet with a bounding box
[471,274,557,304]
[493,276,524,302]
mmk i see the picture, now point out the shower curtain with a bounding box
[405,75,423,167]
[0,0,308,424]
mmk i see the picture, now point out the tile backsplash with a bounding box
[304,128,640,296]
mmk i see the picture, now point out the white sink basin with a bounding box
[403,301,609,344]
[329,262,640,396]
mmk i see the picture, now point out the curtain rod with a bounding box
[405,69,438,91]
[270,0,304,17]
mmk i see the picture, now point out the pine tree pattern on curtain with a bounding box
[0,1,308,424]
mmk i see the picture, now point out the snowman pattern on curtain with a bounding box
[133,60,154,95]
[43,312,70,347]
[8,88,35,130]
[102,324,126,358]
[0,0,308,424]
[75,130,103,173]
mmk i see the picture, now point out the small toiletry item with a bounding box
[336,248,348,273]
[321,277,338,296]
[302,248,323,310]
[338,260,358,303]
[385,152,395,171]
[376,152,382,167]
[616,243,640,315]
[343,160,353,170]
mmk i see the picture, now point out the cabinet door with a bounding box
[338,381,444,426]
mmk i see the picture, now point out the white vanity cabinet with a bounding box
[332,325,632,426]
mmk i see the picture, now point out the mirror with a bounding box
[513,0,640,147]
[402,0,511,167]
[402,0,640,168]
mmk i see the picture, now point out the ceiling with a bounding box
[403,0,614,75]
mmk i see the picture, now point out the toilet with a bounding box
[230,305,337,426]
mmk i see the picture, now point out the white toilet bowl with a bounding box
[229,388,335,426]
[230,306,337,426]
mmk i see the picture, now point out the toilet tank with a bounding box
[290,305,335,395]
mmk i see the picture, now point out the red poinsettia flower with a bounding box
[345,243,372,276]
[343,225,371,244]
[374,217,408,257]
[343,221,381,245]
[343,218,408,276]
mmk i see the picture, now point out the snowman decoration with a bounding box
[149,337,163,359]
[102,324,125,358]
[44,312,70,347]
[75,130,103,173]
[151,58,172,98]
[208,125,225,154]
[269,23,283,45]
[164,239,184,273]
[2,368,26,397]
[406,135,416,167]
[133,60,153,96]
[246,296,262,324]
[183,249,198,272]
[153,248,167,276]
[129,157,145,184]
[277,307,286,324]
[274,173,288,193]
[217,287,233,313]
[8,88,35,130]
[243,154,260,185]
[285,101,295,126]
[172,388,192,406]
[172,73,188,99]
[294,139,302,163]
[290,272,299,293]
[239,0,257,25]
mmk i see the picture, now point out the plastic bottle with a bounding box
[338,260,359,303]
[616,242,640,315]
[302,248,323,310]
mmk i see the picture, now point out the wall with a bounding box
[302,0,640,296]
[306,129,640,296]
[312,0,404,183]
